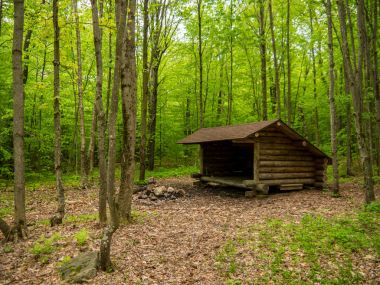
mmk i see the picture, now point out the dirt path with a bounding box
[0,177,374,284]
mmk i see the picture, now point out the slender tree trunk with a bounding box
[50,0,65,226]
[12,0,27,239]
[372,0,380,174]
[22,30,32,85]
[147,2,161,171]
[73,0,88,188]
[139,0,149,181]
[327,0,339,195]
[346,102,354,176]
[309,7,320,146]
[99,0,126,271]
[268,0,280,118]
[0,0,3,36]
[87,101,97,174]
[227,0,233,125]
[286,0,291,125]
[90,0,107,225]
[259,0,267,120]
[197,0,204,128]
[119,0,137,221]
[336,0,375,204]
[147,64,158,171]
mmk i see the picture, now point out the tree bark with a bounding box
[197,0,204,128]
[99,0,126,271]
[259,0,267,120]
[286,0,291,125]
[119,0,137,221]
[0,0,3,36]
[22,30,32,85]
[50,0,65,226]
[90,0,107,225]
[326,0,339,196]
[12,0,27,238]
[73,0,88,188]
[139,0,149,181]
[227,0,233,125]
[336,0,375,204]
[268,0,280,118]
[309,7,320,147]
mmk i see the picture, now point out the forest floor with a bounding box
[0,177,379,284]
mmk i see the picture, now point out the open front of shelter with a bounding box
[178,119,331,194]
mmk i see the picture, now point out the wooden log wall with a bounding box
[254,125,327,187]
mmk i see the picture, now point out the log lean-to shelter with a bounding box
[177,119,331,195]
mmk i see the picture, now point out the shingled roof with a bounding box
[177,119,278,144]
[177,119,330,159]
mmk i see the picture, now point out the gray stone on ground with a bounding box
[59,251,98,284]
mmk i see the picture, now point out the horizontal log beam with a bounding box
[256,137,293,144]
[259,166,315,173]
[260,155,313,161]
[258,178,315,185]
[259,172,315,179]
[242,180,269,194]
[200,176,250,189]
[260,143,305,150]
[260,149,308,156]
[255,131,287,137]
[260,160,315,167]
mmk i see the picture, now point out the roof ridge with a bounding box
[198,119,279,131]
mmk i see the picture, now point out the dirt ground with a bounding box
[0,177,378,284]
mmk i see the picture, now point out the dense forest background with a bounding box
[0,0,378,179]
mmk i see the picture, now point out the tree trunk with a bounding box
[309,7,320,146]
[0,0,3,36]
[227,0,233,125]
[197,0,204,128]
[286,0,291,125]
[98,0,126,271]
[73,0,88,188]
[11,0,27,239]
[259,0,267,120]
[346,102,354,176]
[336,0,375,204]
[268,0,280,118]
[119,0,137,221]
[326,0,339,196]
[139,0,149,181]
[147,63,158,171]
[90,0,107,225]
[50,0,65,226]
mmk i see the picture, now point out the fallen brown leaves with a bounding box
[0,178,378,284]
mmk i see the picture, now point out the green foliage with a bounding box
[0,206,12,218]
[3,244,14,253]
[57,255,72,268]
[74,229,89,246]
[216,204,380,283]
[64,213,98,224]
[30,233,62,263]
[143,165,198,180]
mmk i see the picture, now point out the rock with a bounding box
[147,177,156,185]
[134,185,147,193]
[153,186,166,197]
[59,251,98,284]
[167,186,175,193]
[175,189,186,197]
[149,193,157,201]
